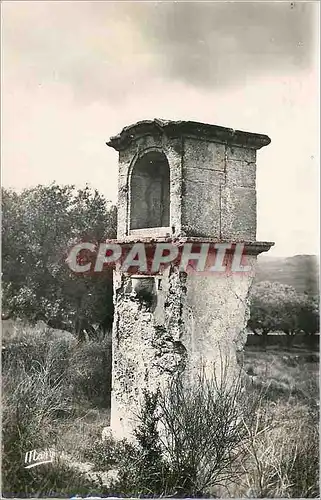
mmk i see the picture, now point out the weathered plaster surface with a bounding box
[111,256,257,439]
[111,267,188,439]
[182,259,256,378]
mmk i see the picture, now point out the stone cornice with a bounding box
[107,119,271,152]
[106,237,274,256]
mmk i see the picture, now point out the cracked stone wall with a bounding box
[111,255,257,440]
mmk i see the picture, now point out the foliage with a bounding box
[255,255,319,297]
[128,390,169,495]
[69,336,112,408]
[2,323,319,498]
[155,367,253,496]
[102,364,318,498]
[2,322,113,496]
[1,458,101,498]
[2,322,112,409]
[88,366,257,497]
[297,295,320,335]
[86,391,170,497]
[248,281,319,335]
[2,184,117,339]
[2,342,72,496]
[84,434,133,473]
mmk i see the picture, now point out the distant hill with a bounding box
[255,254,319,297]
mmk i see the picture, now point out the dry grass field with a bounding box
[2,320,319,498]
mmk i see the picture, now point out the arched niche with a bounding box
[129,150,170,233]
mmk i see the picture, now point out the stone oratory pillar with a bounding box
[106,119,274,439]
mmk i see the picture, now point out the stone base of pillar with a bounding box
[108,241,273,440]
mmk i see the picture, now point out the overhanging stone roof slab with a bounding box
[107,118,271,151]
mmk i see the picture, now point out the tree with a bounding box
[2,184,117,339]
[247,281,309,336]
[297,295,319,335]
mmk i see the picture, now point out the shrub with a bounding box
[2,322,112,409]
[2,358,73,496]
[84,392,169,497]
[1,458,102,498]
[84,434,134,473]
[92,365,256,498]
[124,390,169,496]
[68,337,112,409]
[90,365,318,498]
[156,367,253,496]
[2,322,112,496]
[2,322,73,375]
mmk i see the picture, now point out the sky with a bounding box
[2,1,319,257]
